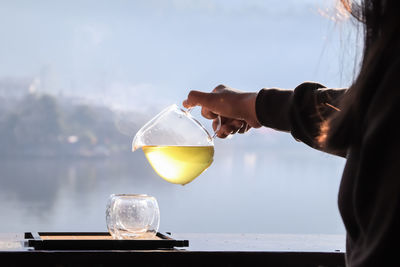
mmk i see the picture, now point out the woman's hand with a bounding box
[183,84,261,138]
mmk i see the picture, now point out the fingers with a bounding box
[217,123,239,138]
[229,119,245,134]
[214,118,249,138]
[183,90,213,109]
[183,86,232,118]
[201,107,218,120]
[238,123,251,134]
[183,90,222,120]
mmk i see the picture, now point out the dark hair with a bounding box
[320,0,400,152]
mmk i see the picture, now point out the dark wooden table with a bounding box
[0,233,346,267]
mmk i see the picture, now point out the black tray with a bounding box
[24,232,189,250]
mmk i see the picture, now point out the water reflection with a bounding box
[0,134,346,234]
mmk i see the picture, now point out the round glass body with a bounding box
[106,194,160,239]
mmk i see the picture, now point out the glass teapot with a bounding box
[132,104,219,185]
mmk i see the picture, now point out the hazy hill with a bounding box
[0,91,147,158]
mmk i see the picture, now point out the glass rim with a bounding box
[109,193,154,198]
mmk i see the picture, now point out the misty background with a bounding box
[0,0,357,234]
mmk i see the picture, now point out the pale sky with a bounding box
[0,0,357,111]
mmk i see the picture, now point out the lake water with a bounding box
[0,130,346,235]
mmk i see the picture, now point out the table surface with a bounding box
[0,232,346,252]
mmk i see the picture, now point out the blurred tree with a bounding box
[13,94,62,147]
[0,92,130,157]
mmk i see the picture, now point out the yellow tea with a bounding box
[142,145,214,185]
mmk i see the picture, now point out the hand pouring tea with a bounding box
[132,104,220,185]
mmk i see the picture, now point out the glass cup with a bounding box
[132,104,220,185]
[106,194,160,239]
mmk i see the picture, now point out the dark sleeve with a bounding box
[255,82,347,156]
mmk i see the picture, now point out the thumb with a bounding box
[183,90,213,109]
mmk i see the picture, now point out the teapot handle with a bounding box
[211,115,222,139]
[185,107,221,139]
